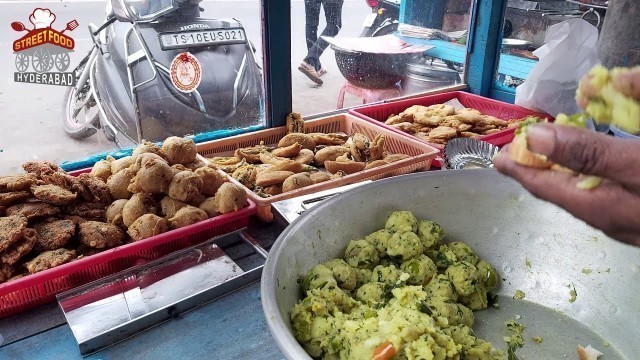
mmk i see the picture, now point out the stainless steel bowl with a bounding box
[261,170,640,359]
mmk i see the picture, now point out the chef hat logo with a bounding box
[29,8,56,29]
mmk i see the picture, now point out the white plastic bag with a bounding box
[515,19,600,117]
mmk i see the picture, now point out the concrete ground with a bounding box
[0,0,370,175]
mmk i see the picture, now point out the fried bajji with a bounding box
[198,197,219,217]
[131,141,164,162]
[1,228,37,266]
[128,214,168,241]
[122,193,158,227]
[282,173,313,193]
[169,205,208,228]
[0,191,31,206]
[194,166,227,196]
[314,146,350,166]
[286,112,305,134]
[232,165,258,189]
[30,184,77,206]
[278,133,316,150]
[272,143,302,158]
[107,168,135,200]
[214,182,248,213]
[24,248,76,274]
[128,157,173,194]
[310,133,349,146]
[293,149,315,165]
[168,171,204,203]
[159,196,188,219]
[162,136,198,165]
[34,219,75,251]
[106,199,128,226]
[7,202,59,220]
[90,159,112,182]
[79,221,125,249]
[255,171,294,187]
[309,172,331,184]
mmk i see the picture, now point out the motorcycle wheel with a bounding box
[62,56,99,139]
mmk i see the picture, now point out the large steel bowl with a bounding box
[261,170,640,359]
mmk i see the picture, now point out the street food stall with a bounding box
[1,0,639,359]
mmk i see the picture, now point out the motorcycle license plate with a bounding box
[159,28,246,50]
[362,13,377,27]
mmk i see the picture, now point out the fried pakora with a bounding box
[24,248,76,274]
[110,156,134,175]
[168,205,208,228]
[160,196,188,219]
[214,182,248,213]
[106,168,135,200]
[194,166,227,196]
[76,173,113,205]
[131,141,164,162]
[168,171,204,203]
[30,184,77,206]
[162,136,198,165]
[198,197,219,218]
[428,126,458,140]
[128,214,168,241]
[1,228,37,266]
[106,199,128,226]
[128,157,173,194]
[79,221,125,249]
[122,193,158,227]
[90,159,112,182]
[6,202,59,220]
[34,219,75,251]
[0,191,31,206]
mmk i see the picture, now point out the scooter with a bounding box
[63,0,264,147]
[361,0,400,37]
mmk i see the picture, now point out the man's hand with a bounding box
[494,123,640,247]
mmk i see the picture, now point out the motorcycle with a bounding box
[361,0,400,37]
[63,0,264,147]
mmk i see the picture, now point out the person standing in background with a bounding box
[298,0,345,85]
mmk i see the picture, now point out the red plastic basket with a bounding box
[349,91,554,167]
[0,170,256,318]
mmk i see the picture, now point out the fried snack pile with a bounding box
[0,137,249,284]
[385,104,523,146]
[207,114,410,198]
[0,162,115,283]
[291,211,503,359]
[103,137,248,242]
[576,65,640,134]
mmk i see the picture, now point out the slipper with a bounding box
[298,62,323,85]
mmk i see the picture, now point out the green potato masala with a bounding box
[291,210,504,360]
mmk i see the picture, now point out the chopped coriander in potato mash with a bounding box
[291,211,504,359]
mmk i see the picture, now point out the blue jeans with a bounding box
[303,0,344,71]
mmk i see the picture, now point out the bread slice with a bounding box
[508,132,553,169]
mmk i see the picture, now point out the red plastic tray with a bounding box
[349,91,554,167]
[0,169,256,318]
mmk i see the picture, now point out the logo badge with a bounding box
[11,8,78,86]
[170,52,202,93]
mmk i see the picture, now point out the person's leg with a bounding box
[304,0,321,53]
[307,0,344,72]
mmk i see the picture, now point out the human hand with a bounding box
[494,123,640,247]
